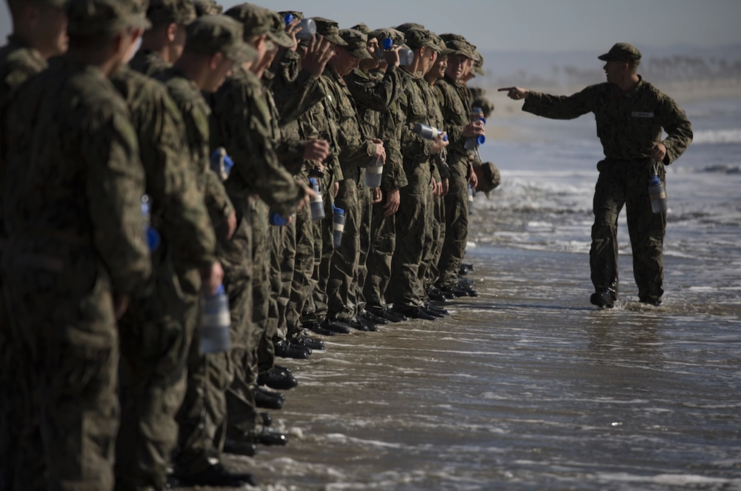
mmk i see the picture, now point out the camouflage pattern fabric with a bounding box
[130,49,172,78]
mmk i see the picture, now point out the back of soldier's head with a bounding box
[66,0,150,54]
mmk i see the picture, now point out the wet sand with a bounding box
[200,246,741,491]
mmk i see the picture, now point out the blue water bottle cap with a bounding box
[478,117,487,125]
[477,135,486,145]
[269,211,289,226]
[309,177,317,186]
[443,135,448,142]
[214,284,225,296]
[648,174,661,184]
[332,204,345,216]
[147,227,161,251]
[223,155,234,175]
[382,38,393,50]
[284,13,294,26]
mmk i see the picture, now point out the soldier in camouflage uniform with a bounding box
[111,21,228,491]
[321,28,387,331]
[1,1,151,489]
[129,0,195,77]
[357,28,410,323]
[210,1,312,452]
[436,34,485,297]
[343,25,407,326]
[388,28,448,321]
[157,15,258,487]
[0,0,69,487]
[501,43,693,308]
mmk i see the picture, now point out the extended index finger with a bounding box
[498,87,515,92]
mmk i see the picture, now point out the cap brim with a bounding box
[440,47,455,56]
[224,41,258,63]
[323,34,348,46]
[125,14,152,32]
[474,66,485,76]
[268,30,295,49]
[348,47,372,60]
[598,53,616,61]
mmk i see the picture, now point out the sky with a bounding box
[1,0,740,53]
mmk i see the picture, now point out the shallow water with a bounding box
[211,247,741,491]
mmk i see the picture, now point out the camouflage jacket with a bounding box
[209,64,305,217]
[302,75,343,184]
[2,58,150,294]
[130,49,172,78]
[419,78,450,182]
[436,75,474,168]
[523,77,693,164]
[345,66,408,191]
[399,68,435,173]
[157,68,234,235]
[111,66,216,271]
[321,67,377,184]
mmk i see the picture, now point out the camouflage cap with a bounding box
[430,32,454,56]
[193,0,223,18]
[185,14,257,63]
[598,42,642,63]
[370,27,404,47]
[351,23,372,35]
[404,28,439,53]
[440,33,472,58]
[479,162,501,198]
[224,3,293,48]
[472,47,485,75]
[338,28,372,60]
[66,0,151,36]
[313,17,347,46]
[396,22,424,33]
[146,0,195,26]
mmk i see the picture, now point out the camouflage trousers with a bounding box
[286,201,315,333]
[0,271,20,490]
[311,174,336,318]
[327,177,368,321]
[352,183,374,316]
[363,193,397,310]
[591,159,667,301]
[426,194,447,289]
[2,242,120,491]
[115,254,194,491]
[417,178,436,299]
[438,160,470,288]
[390,164,431,310]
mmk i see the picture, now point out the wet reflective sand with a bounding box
[207,246,741,490]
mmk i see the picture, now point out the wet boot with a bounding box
[590,290,616,309]
[223,439,258,457]
[368,306,407,323]
[303,321,336,336]
[178,463,256,488]
[254,427,288,446]
[254,386,285,410]
[360,310,388,325]
[290,331,325,350]
[275,340,312,359]
[394,306,436,321]
[258,367,298,390]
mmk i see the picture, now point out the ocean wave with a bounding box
[696,164,741,174]
[692,128,741,144]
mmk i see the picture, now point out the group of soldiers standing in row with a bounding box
[0,0,501,489]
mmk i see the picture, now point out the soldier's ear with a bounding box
[166,23,178,43]
[209,52,224,70]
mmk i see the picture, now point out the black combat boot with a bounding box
[257,367,298,390]
[590,290,616,309]
[274,340,312,359]
[178,463,256,488]
[254,387,285,410]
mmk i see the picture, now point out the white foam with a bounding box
[692,128,741,144]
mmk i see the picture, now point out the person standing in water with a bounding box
[500,43,693,308]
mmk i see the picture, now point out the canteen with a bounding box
[141,195,160,252]
[648,174,668,213]
[465,134,486,151]
[201,284,232,354]
[412,123,447,141]
[364,157,383,188]
[332,204,345,248]
[468,184,475,215]
[296,18,316,40]
[309,178,325,221]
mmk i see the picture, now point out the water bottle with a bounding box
[466,107,486,150]
[296,18,316,40]
[309,178,325,221]
[364,156,383,188]
[412,123,447,141]
[269,210,290,226]
[284,13,294,26]
[470,106,484,122]
[648,174,668,213]
[398,48,414,66]
[201,284,232,354]
[141,195,160,251]
[210,148,234,181]
[465,135,486,151]
[375,38,394,60]
[468,184,475,215]
[332,205,345,248]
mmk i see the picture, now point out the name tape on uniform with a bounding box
[632,112,654,118]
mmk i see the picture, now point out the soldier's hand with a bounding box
[200,262,225,296]
[383,188,400,217]
[373,187,383,204]
[468,164,479,188]
[430,178,437,196]
[652,142,667,163]
[498,87,530,100]
[441,178,449,196]
[436,180,444,197]
[383,46,401,67]
[304,139,330,162]
[462,121,485,138]
[113,294,130,320]
[225,211,237,240]
[371,139,386,164]
[432,132,449,153]
[303,35,333,79]
[285,17,302,52]
[298,185,317,211]
[333,181,339,198]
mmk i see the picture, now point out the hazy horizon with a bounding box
[2,0,741,54]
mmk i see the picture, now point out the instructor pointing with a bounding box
[500,43,693,308]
